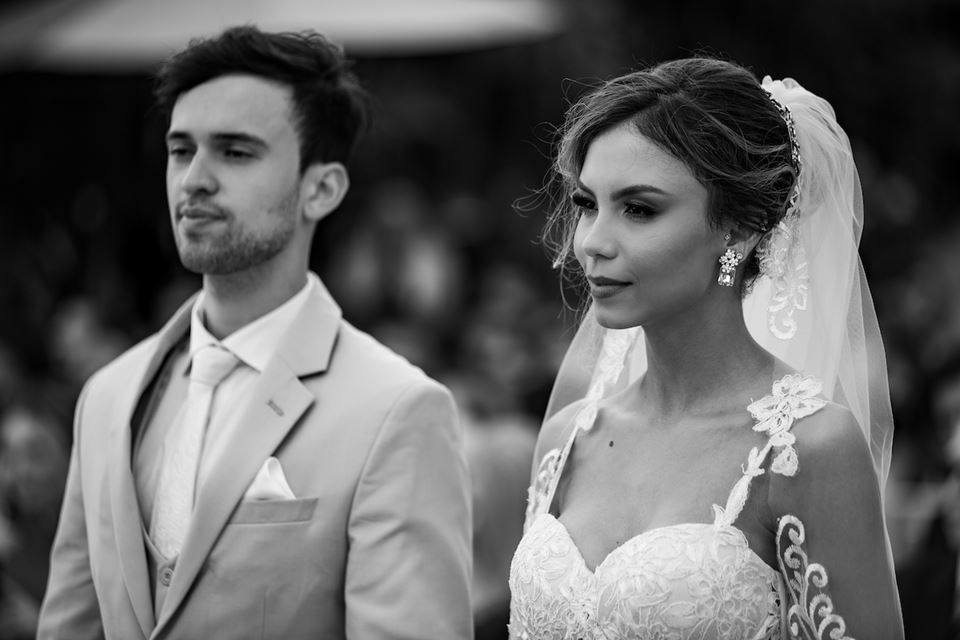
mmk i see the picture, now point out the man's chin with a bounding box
[178,250,235,275]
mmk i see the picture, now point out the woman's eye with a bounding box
[624,202,656,218]
[570,193,596,211]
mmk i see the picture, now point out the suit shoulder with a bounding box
[330,320,446,398]
[83,331,163,391]
[334,322,433,379]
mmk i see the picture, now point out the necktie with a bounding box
[151,344,239,559]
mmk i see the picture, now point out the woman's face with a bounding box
[572,122,726,329]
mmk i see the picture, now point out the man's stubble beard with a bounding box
[176,192,299,276]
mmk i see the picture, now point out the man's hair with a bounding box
[154,25,370,169]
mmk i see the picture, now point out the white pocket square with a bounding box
[243,456,296,500]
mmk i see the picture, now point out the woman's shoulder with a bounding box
[751,371,868,457]
[768,395,880,515]
[792,400,869,458]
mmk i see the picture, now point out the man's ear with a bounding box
[301,162,349,223]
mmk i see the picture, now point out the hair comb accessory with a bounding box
[766,91,803,216]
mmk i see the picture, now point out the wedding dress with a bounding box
[509,374,842,640]
[508,72,900,639]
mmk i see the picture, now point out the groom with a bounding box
[37,26,472,639]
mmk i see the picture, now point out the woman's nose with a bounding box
[578,210,618,261]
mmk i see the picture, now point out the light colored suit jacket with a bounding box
[37,280,473,639]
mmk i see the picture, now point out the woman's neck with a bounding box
[635,296,773,418]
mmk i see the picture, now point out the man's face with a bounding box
[165,74,303,275]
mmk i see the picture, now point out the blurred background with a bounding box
[0,0,958,638]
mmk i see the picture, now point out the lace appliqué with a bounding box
[576,327,639,433]
[509,516,781,640]
[758,76,807,342]
[776,515,854,640]
[510,374,833,640]
[756,217,809,341]
[524,448,560,533]
[715,375,826,527]
[748,375,825,477]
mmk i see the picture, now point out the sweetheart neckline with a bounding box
[535,512,779,577]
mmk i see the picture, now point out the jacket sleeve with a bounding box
[36,381,105,640]
[344,379,473,640]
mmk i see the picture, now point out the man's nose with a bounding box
[180,152,218,195]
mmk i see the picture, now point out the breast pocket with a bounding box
[230,496,319,524]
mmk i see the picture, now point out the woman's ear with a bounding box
[301,162,349,223]
[724,224,764,257]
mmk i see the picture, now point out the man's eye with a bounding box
[223,148,253,159]
[168,146,192,158]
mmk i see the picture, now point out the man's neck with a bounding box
[200,264,308,340]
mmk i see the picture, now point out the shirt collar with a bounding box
[189,273,317,373]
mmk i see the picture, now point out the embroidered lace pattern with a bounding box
[756,218,810,340]
[777,516,855,640]
[509,374,848,640]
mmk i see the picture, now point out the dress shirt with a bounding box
[132,274,316,616]
[135,274,316,527]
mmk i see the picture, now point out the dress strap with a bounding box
[713,374,826,528]
[522,409,583,530]
[525,328,639,528]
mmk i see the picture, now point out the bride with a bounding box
[508,58,904,639]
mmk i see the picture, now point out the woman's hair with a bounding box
[544,57,798,289]
[154,25,370,170]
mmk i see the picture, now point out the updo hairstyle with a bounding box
[545,57,798,291]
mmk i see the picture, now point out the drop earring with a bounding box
[718,247,743,287]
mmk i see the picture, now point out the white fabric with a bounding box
[151,344,239,559]
[190,272,316,372]
[243,456,296,501]
[509,375,829,640]
[748,77,894,490]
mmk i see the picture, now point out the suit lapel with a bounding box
[109,294,197,639]
[153,277,341,634]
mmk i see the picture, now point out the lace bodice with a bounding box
[509,374,853,640]
[512,515,781,640]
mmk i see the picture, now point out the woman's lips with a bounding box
[587,276,630,299]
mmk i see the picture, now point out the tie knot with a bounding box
[189,344,239,387]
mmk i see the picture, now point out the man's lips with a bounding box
[177,204,225,220]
